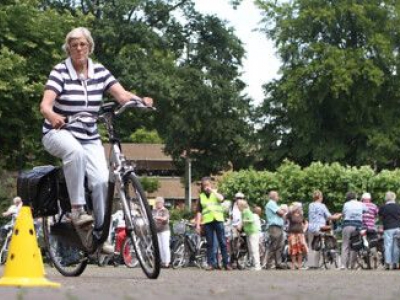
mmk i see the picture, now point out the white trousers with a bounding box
[157,230,171,265]
[247,233,261,269]
[42,129,109,229]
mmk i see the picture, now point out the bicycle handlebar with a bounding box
[63,99,155,127]
[114,98,156,117]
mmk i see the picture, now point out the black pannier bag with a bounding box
[350,230,363,251]
[17,165,59,218]
[57,170,72,213]
[366,230,379,248]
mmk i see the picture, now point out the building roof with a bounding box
[103,143,177,171]
[103,143,172,161]
[103,144,198,200]
[148,177,200,200]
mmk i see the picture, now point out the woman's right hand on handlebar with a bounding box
[49,112,66,129]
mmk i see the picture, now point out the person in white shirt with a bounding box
[341,191,365,269]
[229,192,244,268]
[1,197,22,238]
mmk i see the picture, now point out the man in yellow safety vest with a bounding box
[195,177,231,270]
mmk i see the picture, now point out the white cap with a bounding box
[361,192,371,200]
[234,192,245,199]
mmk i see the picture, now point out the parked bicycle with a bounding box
[171,220,207,269]
[233,224,271,270]
[0,218,15,265]
[18,100,160,278]
[351,229,382,269]
[311,230,339,269]
[97,218,139,268]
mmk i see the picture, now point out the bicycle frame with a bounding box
[85,102,145,252]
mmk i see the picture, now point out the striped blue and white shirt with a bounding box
[42,57,117,140]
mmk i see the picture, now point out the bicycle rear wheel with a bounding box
[121,237,139,268]
[356,249,372,269]
[42,217,88,276]
[123,174,160,278]
[323,249,339,269]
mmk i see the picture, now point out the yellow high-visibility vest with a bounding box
[200,193,224,224]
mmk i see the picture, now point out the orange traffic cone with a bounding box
[0,206,60,287]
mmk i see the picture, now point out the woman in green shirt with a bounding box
[238,199,261,271]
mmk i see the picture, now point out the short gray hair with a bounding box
[385,191,396,202]
[155,196,165,204]
[62,27,95,55]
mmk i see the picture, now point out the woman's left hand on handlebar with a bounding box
[142,97,153,107]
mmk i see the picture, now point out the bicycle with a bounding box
[171,220,207,269]
[233,227,269,270]
[311,230,339,269]
[19,100,160,278]
[0,219,15,265]
[351,229,381,270]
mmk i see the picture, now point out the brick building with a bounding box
[103,143,199,209]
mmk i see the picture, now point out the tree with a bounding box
[45,0,254,177]
[157,13,254,178]
[0,0,85,169]
[1,0,255,178]
[256,0,400,170]
[129,128,163,144]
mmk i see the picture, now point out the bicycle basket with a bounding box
[17,165,59,218]
[349,230,363,251]
[173,221,187,235]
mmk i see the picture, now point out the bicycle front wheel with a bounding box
[171,240,187,269]
[123,174,160,278]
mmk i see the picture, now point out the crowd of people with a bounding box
[241,189,400,271]
[1,183,400,272]
[153,178,400,272]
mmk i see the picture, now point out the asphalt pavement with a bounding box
[0,265,399,300]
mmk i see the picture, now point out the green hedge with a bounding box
[217,160,400,213]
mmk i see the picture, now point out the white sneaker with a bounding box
[340,266,346,270]
[101,242,114,255]
[71,211,94,227]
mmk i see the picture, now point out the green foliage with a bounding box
[169,208,194,223]
[0,0,89,169]
[0,0,255,179]
[218,160,400,213]
[139,176,160,193]
[0,170,17,226]
[256,0,400,170]
[129,128,163,144]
